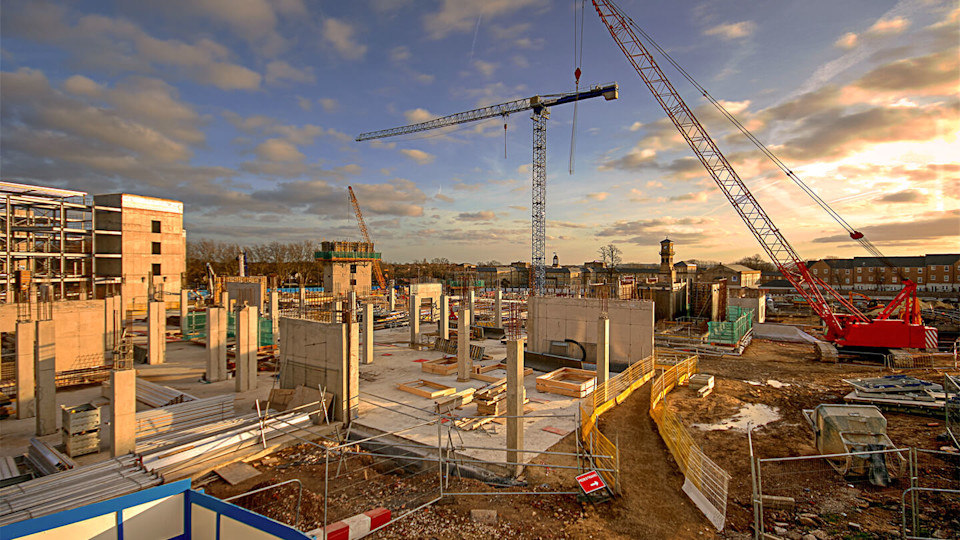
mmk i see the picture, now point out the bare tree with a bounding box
[598,244,622,267]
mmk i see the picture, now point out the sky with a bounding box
[2,0,958,265]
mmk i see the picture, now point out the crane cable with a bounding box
[616,8,889,264]
[569,0,586,174]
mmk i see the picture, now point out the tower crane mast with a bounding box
[348,186,388,291]
[592,0,936,350]
[356,83,619,295]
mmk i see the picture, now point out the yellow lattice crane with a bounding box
[347,186,387,290]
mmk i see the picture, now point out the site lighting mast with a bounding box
[356,83,619,296]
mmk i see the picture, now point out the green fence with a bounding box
[182,311,274,347]
[707,306,754,344]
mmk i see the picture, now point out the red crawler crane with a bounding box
[592,0,937,350]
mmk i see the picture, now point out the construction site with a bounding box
[2,2,959,540]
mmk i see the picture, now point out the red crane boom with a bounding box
[348,186,388,291]
[592,0,937,350]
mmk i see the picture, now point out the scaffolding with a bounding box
[1,182,123,303]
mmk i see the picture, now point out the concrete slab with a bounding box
[356,327,579,473]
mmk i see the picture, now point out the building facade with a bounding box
[808,254,960,292]
[699,264,762,288]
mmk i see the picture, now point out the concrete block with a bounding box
[494,290,503,328]
[206,307,227,382]
[235,306,259,393]
[35,320,57,436]
[110,369,137,457]
[15,321,36,419]
[470,509,498,524]
[346,321,359,419]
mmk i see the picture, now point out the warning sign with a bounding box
[575,470,606,495]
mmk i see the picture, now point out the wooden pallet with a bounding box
[535,367,596,398]
[398,379,457,399]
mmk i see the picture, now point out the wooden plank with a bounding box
[434,388,476,414]
[397,379,457,399]
[471,372,506,384]
[214,462,260,486]
[422,358,458,375]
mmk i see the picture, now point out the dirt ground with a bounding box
[202,338,958,540]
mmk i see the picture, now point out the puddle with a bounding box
[766,379,790,388]
[692,403,780,432]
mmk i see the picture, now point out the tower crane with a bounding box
[356,83,619,295]
[347,186,388,291]
[591,0,936,350]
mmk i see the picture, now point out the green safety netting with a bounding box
[182,311,274,347]
[707,305,754,344]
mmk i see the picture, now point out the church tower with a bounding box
[658,238,676,284]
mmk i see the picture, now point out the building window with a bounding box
[350,279,357,286]
[857,276,861,282]
[151,220,161,233]
[918,268,923,273]
[845,278,850,284]
[917,277,923,284]
[857,267,862,273]
[813,268,818,274]
[350,264,357,273]
[930,275,936,282]
[152,242,161,255]
[945,265,951,271]
[152,263,161,275]
[845,269,850,274]
[869,276,874,282]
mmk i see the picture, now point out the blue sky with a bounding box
[2,0,957,264]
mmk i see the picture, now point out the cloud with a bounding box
[834,32,859,50]
[158,0,290,56]
[458,210,497,221]
[853,49,958,93]
[62,75,103,97]
[877,189,927,203]
[704,21,756,40]
[866,16,910,37]
[597,216,720,246]
[404,108,437,124]
[509,205,527,211]
[422,0,546,40]
[318,98,339,112]
[399,148,435,165]
[628,122,643,132]
[813,210,959,245]
[2,3,262,90]
[296,96,312,111]
[586,192,608,201]
[253,138,304,162]
[453,179,482,192]
[435,193,454,203]
[669,191,709,203]
[322,18,367,60]
[265,60,315,85]
[390,46,411,62]
[474,59,497,77]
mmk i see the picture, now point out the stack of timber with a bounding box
[0,457,31,488]
[688,374,715,398]
[536,367,596,398]
[25,438,75,476]
[135,394,235,439]
[0,456,161,526]
[421,357,458,375]
[136,378,198,407]
[843,375,945,415]
[434,388,475,414]
[474,381,527,416]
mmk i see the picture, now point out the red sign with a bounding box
[575,470,606,494]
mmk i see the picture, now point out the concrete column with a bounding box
[270,289,280,339]
[297,285,306,317]
[147,301,165,365]
[235,306,259,392]
[15,321,35,419]
[597,315,610,403]
[468,290,476,326]
[206,307,227,382]
[409,295,421,347]
[362,303,374,365]
[457,306,471,382]
[333,300,343,324]
[494,289,503,328]
[439,295,450,341]
[35,320,56,436]
[347,291,357,322]
[220,290,230,309]
[506,338,525,475]
[346,321,359,421]
[388,288,396,312]
[179,289,189,334]
[110,369,136,457]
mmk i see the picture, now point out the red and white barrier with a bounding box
[309,507,391,540]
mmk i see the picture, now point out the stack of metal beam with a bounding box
[135,394,235,439]
[135,378,198,407]
[25,438,75,476]
[139,407,318,480]
[0,456,161,526]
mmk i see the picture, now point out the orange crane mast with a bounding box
[347,186,388,291]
